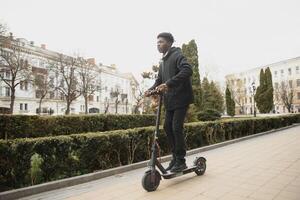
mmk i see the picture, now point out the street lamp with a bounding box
[251,82,256,117]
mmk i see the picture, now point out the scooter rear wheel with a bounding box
[142,170,161,192]
[194,157,206,176]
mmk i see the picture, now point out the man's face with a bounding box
[157,37,171,54]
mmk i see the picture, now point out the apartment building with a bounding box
[225,56,300,114]
[0,33,138,115]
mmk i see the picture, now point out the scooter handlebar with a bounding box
[147,89,162,96]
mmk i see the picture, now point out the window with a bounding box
[39,60,45,67]
[20,103,23,110]
[25,103,28,111]
[31,59,38,67]
[20,81,28,91]
[288,68,292,75]
[274,71,277,77]
[24,81,28,90]
[49,77,54,87]
[289,80,293,88]
[60,92,64,100]
[245,97,247,104]
[275,82,278,89]
[275,94,279,101]
[298,92,300,100]
[36,90,42,98]
[49,91,55,99]
[60,80,64,88]
[5,87,10,96]
[281,69,284,77]
[88,95,94,102]
[80,105,85,111]
[97,96,99,102]
[250,97,252,103]
[297,79,300,87]
[296,66,299,74]
[42,107,47,113]
[6,71,10,79]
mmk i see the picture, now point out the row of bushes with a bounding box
[0,114,299,191]
[0,114,156,139]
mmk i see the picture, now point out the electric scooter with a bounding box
[142,89,207,192]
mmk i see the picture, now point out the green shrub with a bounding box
[0,114,299,191]
[30,153,43,185]
[197,109,221,121]
[0,114,155,139]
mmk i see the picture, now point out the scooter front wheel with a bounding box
[194,157,206,176]
[142,170,161,192]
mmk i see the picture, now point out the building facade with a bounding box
[0,33,139,115]
[225,56,300,115]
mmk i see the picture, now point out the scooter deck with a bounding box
[161,165,197,179]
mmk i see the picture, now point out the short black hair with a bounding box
[157,32,174,44]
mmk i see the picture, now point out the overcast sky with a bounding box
[1,0,299,83]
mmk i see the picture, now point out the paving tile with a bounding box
[274,190,300,200]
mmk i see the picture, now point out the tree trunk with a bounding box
[10,88,15,114]
[65,100,71,115]
[38,98,43,115]
[84,95,88,114]
[287,104,292,113]
[134,106,138,114]
[115,98,118,114]
[104,102,109,114]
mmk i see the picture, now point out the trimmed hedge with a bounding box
[0,114,156,139]
[197,109,221,121]
[0,114,299,191]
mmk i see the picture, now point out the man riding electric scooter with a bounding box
[145,32,194,173]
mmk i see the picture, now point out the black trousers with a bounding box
[163,106,188,162]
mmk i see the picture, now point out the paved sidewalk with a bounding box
[20,126,300,200]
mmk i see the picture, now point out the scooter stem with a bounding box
[149,94,163,168]
[154,95,163,134]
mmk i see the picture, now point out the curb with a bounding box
[1,123,299,200]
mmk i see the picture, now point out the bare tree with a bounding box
[276,81,294,113]
[0,37,32,114]
[121,93,128,114]
[104,97,110,114]
[0,23,7,36]
[140,64,159,114]
[141,65,159,79]
[49,54,81,115]
[77,57,100,114]
[33,65,55,115]
[110,85,121,114]
[132,87,143,114]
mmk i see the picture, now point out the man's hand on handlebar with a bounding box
[156,83,168,93]
[144,90,152,97]
[144,84,168,97]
